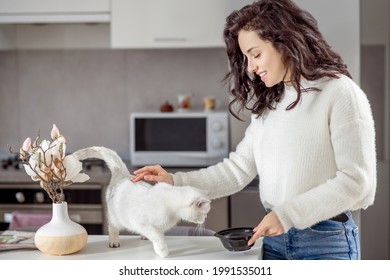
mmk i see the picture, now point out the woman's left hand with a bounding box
[248,211,284,245]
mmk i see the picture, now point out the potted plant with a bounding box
[11,124,89,255]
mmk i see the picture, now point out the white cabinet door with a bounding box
[0,0,110,23]
[0,0,109,13]
[111,0,227,48]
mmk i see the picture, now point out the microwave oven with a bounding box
[130,111,230,167]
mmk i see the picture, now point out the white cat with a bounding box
[72,146,211,258]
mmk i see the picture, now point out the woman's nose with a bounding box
[247,60,257,73]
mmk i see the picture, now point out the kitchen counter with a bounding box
[0,235,262,260]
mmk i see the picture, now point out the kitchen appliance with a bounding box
[0,157,109,234]
[130,110,230,167]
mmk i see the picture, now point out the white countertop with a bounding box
[0,235,262,260]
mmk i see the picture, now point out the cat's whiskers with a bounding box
[195,223,206,236]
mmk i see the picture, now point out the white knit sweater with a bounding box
[173,74,377,232]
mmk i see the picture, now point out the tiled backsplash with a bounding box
[0,48,241,160]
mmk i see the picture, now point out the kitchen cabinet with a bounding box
[9,23,110,50]
[361,162,390,259]
[359,0,390,259]
[204,197,229,231]
[0,182,105,234]
[0,25,15,50]
[0,23,110,50]
[230,187,266,228]
[0,0,111,50]
[0,0,110,24]
[111,0,228,48]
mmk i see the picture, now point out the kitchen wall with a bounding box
[0,48,234,160]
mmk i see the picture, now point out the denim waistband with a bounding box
[265,209,351,223]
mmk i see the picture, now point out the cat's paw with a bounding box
[140,234,148,240]
[109,241,120,248]
[109,236,121,248]
[154,244,169,258]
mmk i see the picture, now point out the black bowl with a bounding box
[214,227,255,251]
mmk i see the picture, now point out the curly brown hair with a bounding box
[223,0,351,119]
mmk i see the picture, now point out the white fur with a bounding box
[72,146,211,258]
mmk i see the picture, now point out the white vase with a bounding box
[34,202,88,255]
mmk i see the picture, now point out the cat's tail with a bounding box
[72,146,130,177]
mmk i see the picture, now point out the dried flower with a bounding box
[22,137,32,151]
[10,124,89,203]
[51,124,60,140]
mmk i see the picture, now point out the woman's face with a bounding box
[238,30,290,87]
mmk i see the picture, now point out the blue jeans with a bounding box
[262,211,360,260]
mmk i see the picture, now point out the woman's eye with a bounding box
[254,53,261,58]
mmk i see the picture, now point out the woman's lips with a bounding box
[257,71,267,80]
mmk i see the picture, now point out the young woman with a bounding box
[132,0,376,260]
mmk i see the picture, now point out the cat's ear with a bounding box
[196,198,211,209]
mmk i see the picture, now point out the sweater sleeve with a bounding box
[172,115,258,200]
[273,80,377,232]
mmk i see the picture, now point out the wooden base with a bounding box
[35,232,88,256]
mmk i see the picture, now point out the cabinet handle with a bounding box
[154,37,187,42]
[15,191,25,203]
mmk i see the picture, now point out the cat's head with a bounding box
[179,186,211,224]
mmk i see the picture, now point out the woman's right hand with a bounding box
[131,165,174,185]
